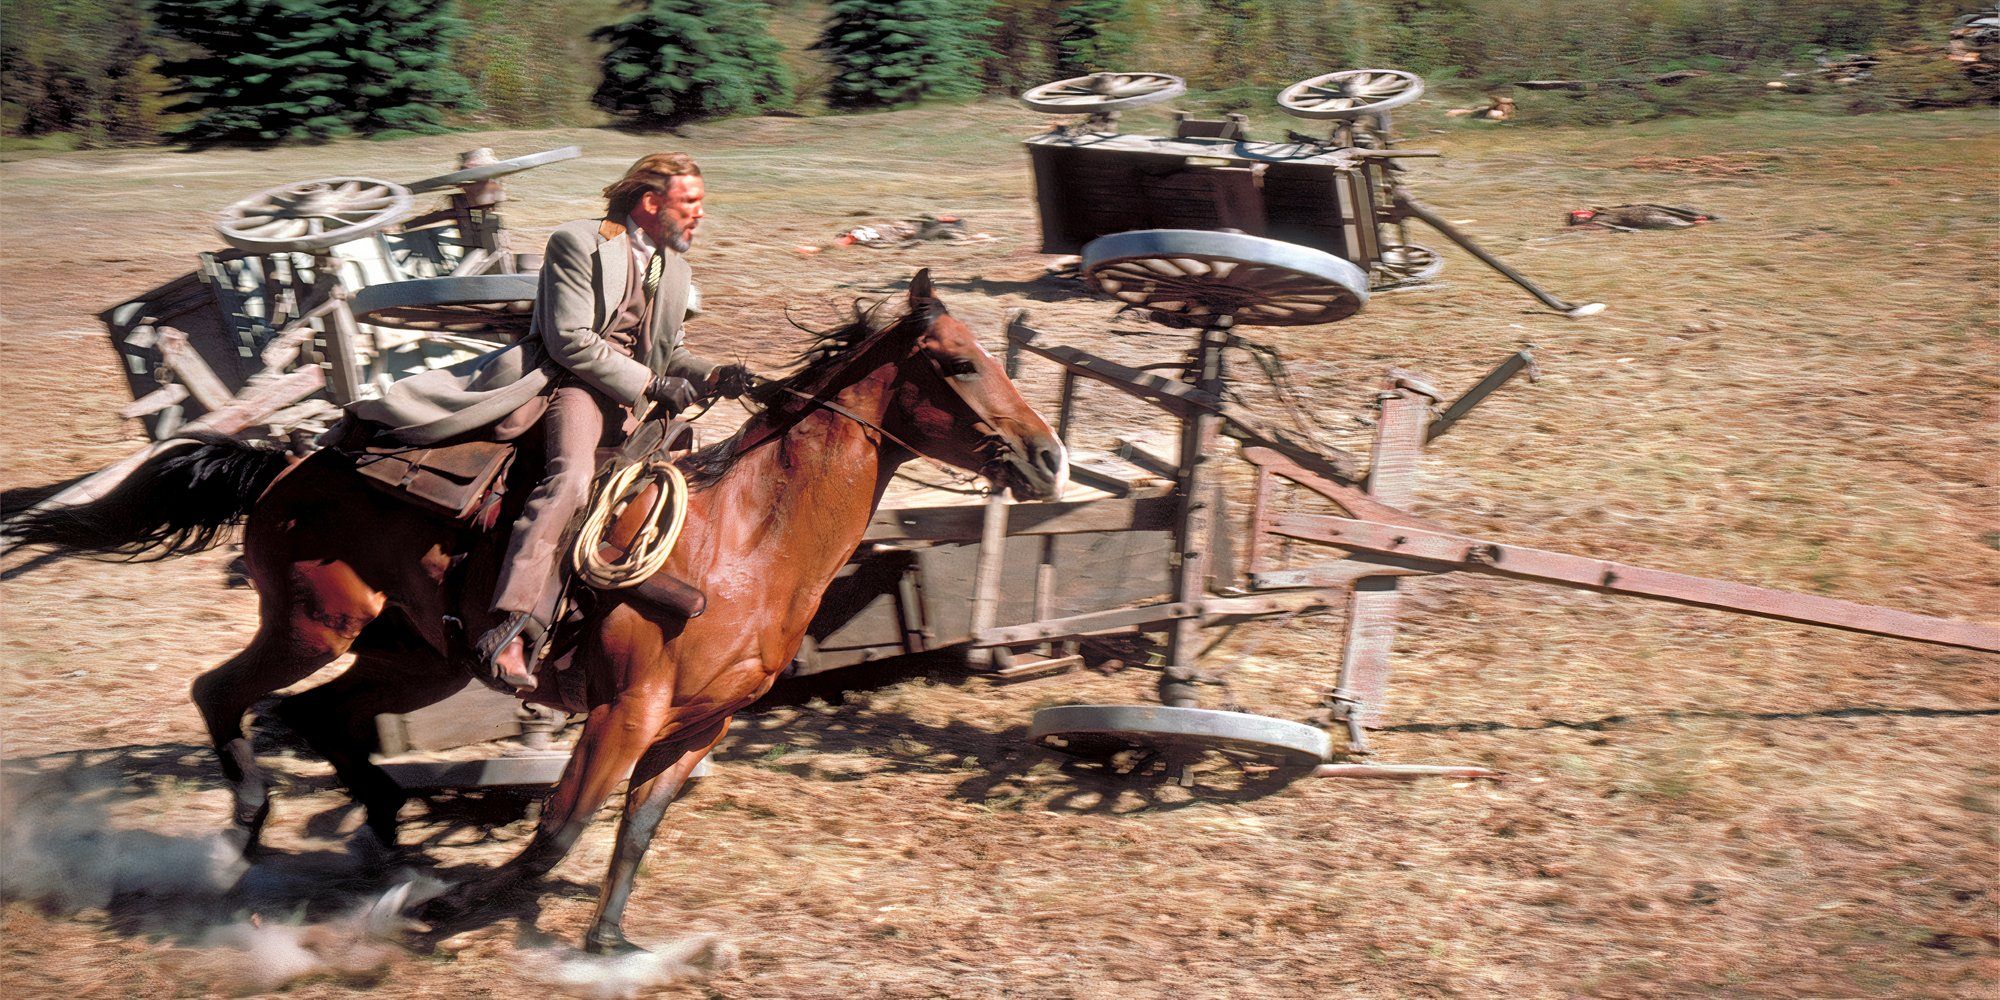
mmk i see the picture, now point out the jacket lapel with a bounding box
[649,249,691,367]
[594,219,629,328]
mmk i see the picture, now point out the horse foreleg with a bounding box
[192,561,383,851]
[424,694,675,918]
[583,722,729,955]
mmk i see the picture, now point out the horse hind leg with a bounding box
[275,613,471,849]
[191,562,383,850]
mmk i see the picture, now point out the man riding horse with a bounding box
[350,152,750,692]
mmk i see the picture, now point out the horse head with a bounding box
[882,269,1067,500]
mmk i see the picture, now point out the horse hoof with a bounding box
[363,802,404,850]
[583,927,647,956]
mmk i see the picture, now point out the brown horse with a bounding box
[7,271,1066,953]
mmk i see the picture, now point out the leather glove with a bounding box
[709,363,753,399]
[644,375,699,414]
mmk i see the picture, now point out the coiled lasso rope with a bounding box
[571,458,689,589]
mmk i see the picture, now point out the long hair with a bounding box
[602,152,702,219]
[2,435,291,560]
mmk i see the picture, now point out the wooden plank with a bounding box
[1219,405,1360,483]
[1239,445,1444,531]
[1250,553,1437,590]
[1199,590,1344,623]
[1066,459,1139,497]
[258,294,347,371]
[379,753,569,789]
[313,270,366,404]
[155,327,237,410]
[449,247,496,277]
[1270,514,2000,653]
[1163,326,1228,707]
[864,489,1175,543]
[118,383,189,420]
[17,368,325,518]
[1005,318,1220,417]
[1114,434,1179,479]
[967,497,1012,669]
[1331,388,1428,731]
[991,654,1083,684]
[374,681,516,755]
[974,601,1201,647]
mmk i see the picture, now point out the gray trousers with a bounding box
[491,383,619,625]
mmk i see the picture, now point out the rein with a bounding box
[769,383,987,488]
[715,360,997,491]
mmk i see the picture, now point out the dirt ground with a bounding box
[1,103,1995,999]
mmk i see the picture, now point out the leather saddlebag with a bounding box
[353,439,515,521]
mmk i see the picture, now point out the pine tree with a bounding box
[814,0,997,109]
[153,0,474,144]
[1053,0,1132,76]
[353,0,479,137]
[592,0,792,126]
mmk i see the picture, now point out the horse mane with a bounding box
[680,296,920,490]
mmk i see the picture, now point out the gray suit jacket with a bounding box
[349,218,716,445]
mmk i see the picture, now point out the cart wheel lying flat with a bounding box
[215,177,417,254]
[407,145,582,194]
[1278,68,1425,120]
[1372,242,1443,287]
[1081,229,1370,327]
[351,273,540,337]
[1032,704,1332,774]
[1021,72,1186,114]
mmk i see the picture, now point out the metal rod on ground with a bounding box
[1393,193,1605,317]
[1428,349,1537,442]
[1313,763,1501,780]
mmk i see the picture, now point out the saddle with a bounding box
[339,418,707,620]
[351,435,515,525]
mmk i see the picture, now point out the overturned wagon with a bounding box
[1020,69,1605,316]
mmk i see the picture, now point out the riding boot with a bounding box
[473,612,543,693]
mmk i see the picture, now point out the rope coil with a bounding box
[571,458,689,590]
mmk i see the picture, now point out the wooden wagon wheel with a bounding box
[1020,72,1186,114]
[350,273,540,337]
[214,177,416,255]
[1031,705,1332,774]
[406,145,581,194]
[1372,242,1443,288]
[1081,229,1369,327]
[1277,69,1426,120]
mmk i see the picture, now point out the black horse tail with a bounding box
[2,434,292,561]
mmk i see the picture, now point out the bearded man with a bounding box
[349,152,748,691]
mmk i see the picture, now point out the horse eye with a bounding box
[943,357,979,378]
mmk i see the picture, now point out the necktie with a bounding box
[644,250,663,298]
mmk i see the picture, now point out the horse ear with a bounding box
[908,268,933,303]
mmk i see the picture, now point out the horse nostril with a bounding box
[1033,447,1059,476]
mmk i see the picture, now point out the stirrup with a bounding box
[473,612,543,692]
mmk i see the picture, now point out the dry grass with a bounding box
[0,102,1995,998]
